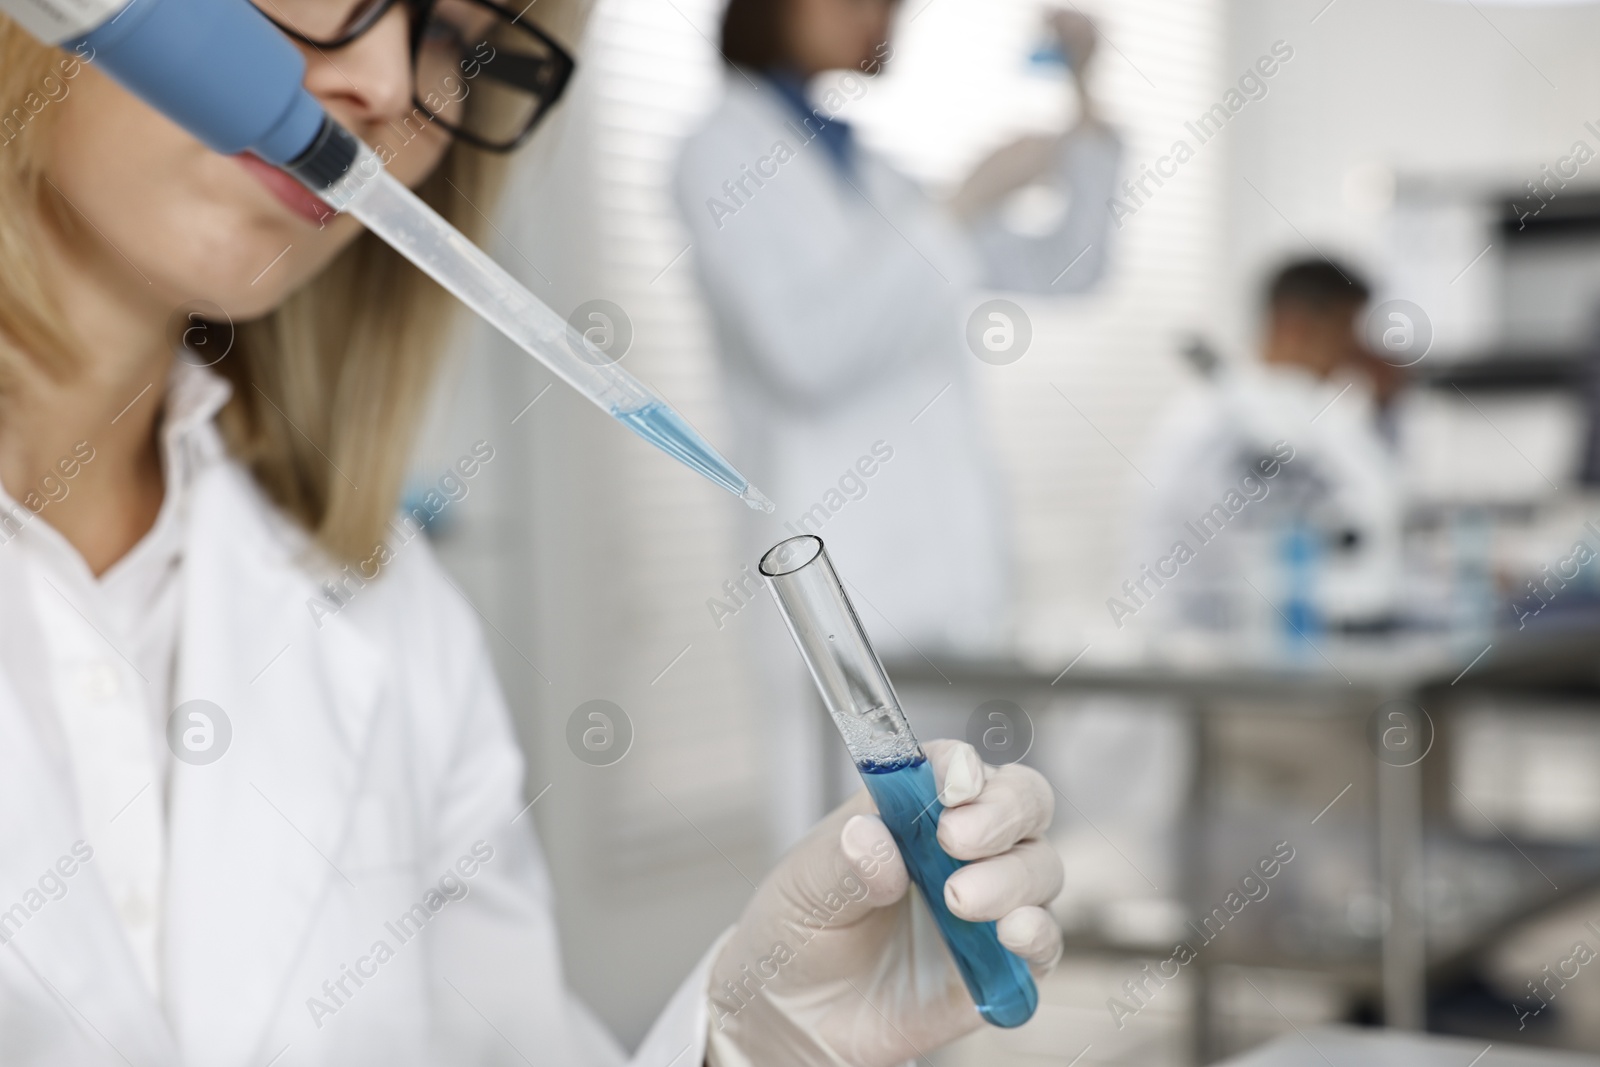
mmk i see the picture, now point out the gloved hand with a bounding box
[705,740,1063,1067]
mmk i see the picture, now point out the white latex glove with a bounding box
[705,740,1063,1067]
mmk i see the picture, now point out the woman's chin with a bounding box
[156,219,354,320]
[153,262,293,322]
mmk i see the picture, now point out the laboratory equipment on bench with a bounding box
[758,535,1039,1028]
[0,0,770,512]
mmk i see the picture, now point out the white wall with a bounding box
[1220,0,1600,358]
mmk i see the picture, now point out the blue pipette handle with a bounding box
[62,0,325,164]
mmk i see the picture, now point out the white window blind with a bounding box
[581,0,1227,666]
[573,0,769,891]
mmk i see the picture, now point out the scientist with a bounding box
[1134,258,1405,634]
[0,0,1064,1064]
[675,0,1123,654]
[1051,259,1407,945]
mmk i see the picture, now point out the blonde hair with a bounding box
[0,1,584,564]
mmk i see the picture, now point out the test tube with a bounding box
[758,535,1039,1028]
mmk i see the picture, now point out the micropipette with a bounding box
[0,0,771,512]
[759,535,1039,1028]
[298,125,774,512]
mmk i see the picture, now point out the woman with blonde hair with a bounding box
[0,0,1064,1062]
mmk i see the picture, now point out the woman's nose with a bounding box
[299,5,415,132]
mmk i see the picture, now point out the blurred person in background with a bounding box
[676,0,1122,657]
[0,0,1067,1061]
[675,0,1121,849]
[1049,260,1409,941]
[1133,257,1406,638]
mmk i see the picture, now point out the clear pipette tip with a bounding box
[311,142,765,513]
[740,484,776,513]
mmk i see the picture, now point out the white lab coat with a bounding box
[0,456,715,1066]
[1133,363,1405,631]
[674,73,1122,654]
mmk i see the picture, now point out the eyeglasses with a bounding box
[253,0,575,152]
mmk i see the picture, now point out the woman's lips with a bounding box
[235,153,336,226]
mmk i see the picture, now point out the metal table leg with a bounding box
[1378,753,1425,1027]
[1184,700,1214,1064]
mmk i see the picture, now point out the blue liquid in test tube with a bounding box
[759,535,1039,1028]
[859,755,1038,1026]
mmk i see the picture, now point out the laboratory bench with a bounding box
[872,612,1600,1061]
[1210,1026,1600,1066]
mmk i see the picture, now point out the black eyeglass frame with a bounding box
[257,0,575,152]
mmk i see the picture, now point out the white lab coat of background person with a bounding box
[672,71,1120,847]
[1039,363,1405,938]
[0,374,714,1066]
[675,72,1123,657]
[1131,362,1405,638]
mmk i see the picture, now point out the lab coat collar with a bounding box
[760,67,856,176]
[0,367,384,1065]
[0,361,235,1067]
[160,458,387,1065]
[163,358,233,444]
[0,357,231,598]
[0,457,385,1066]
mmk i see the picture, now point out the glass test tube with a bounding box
[758,535,1038,1028]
